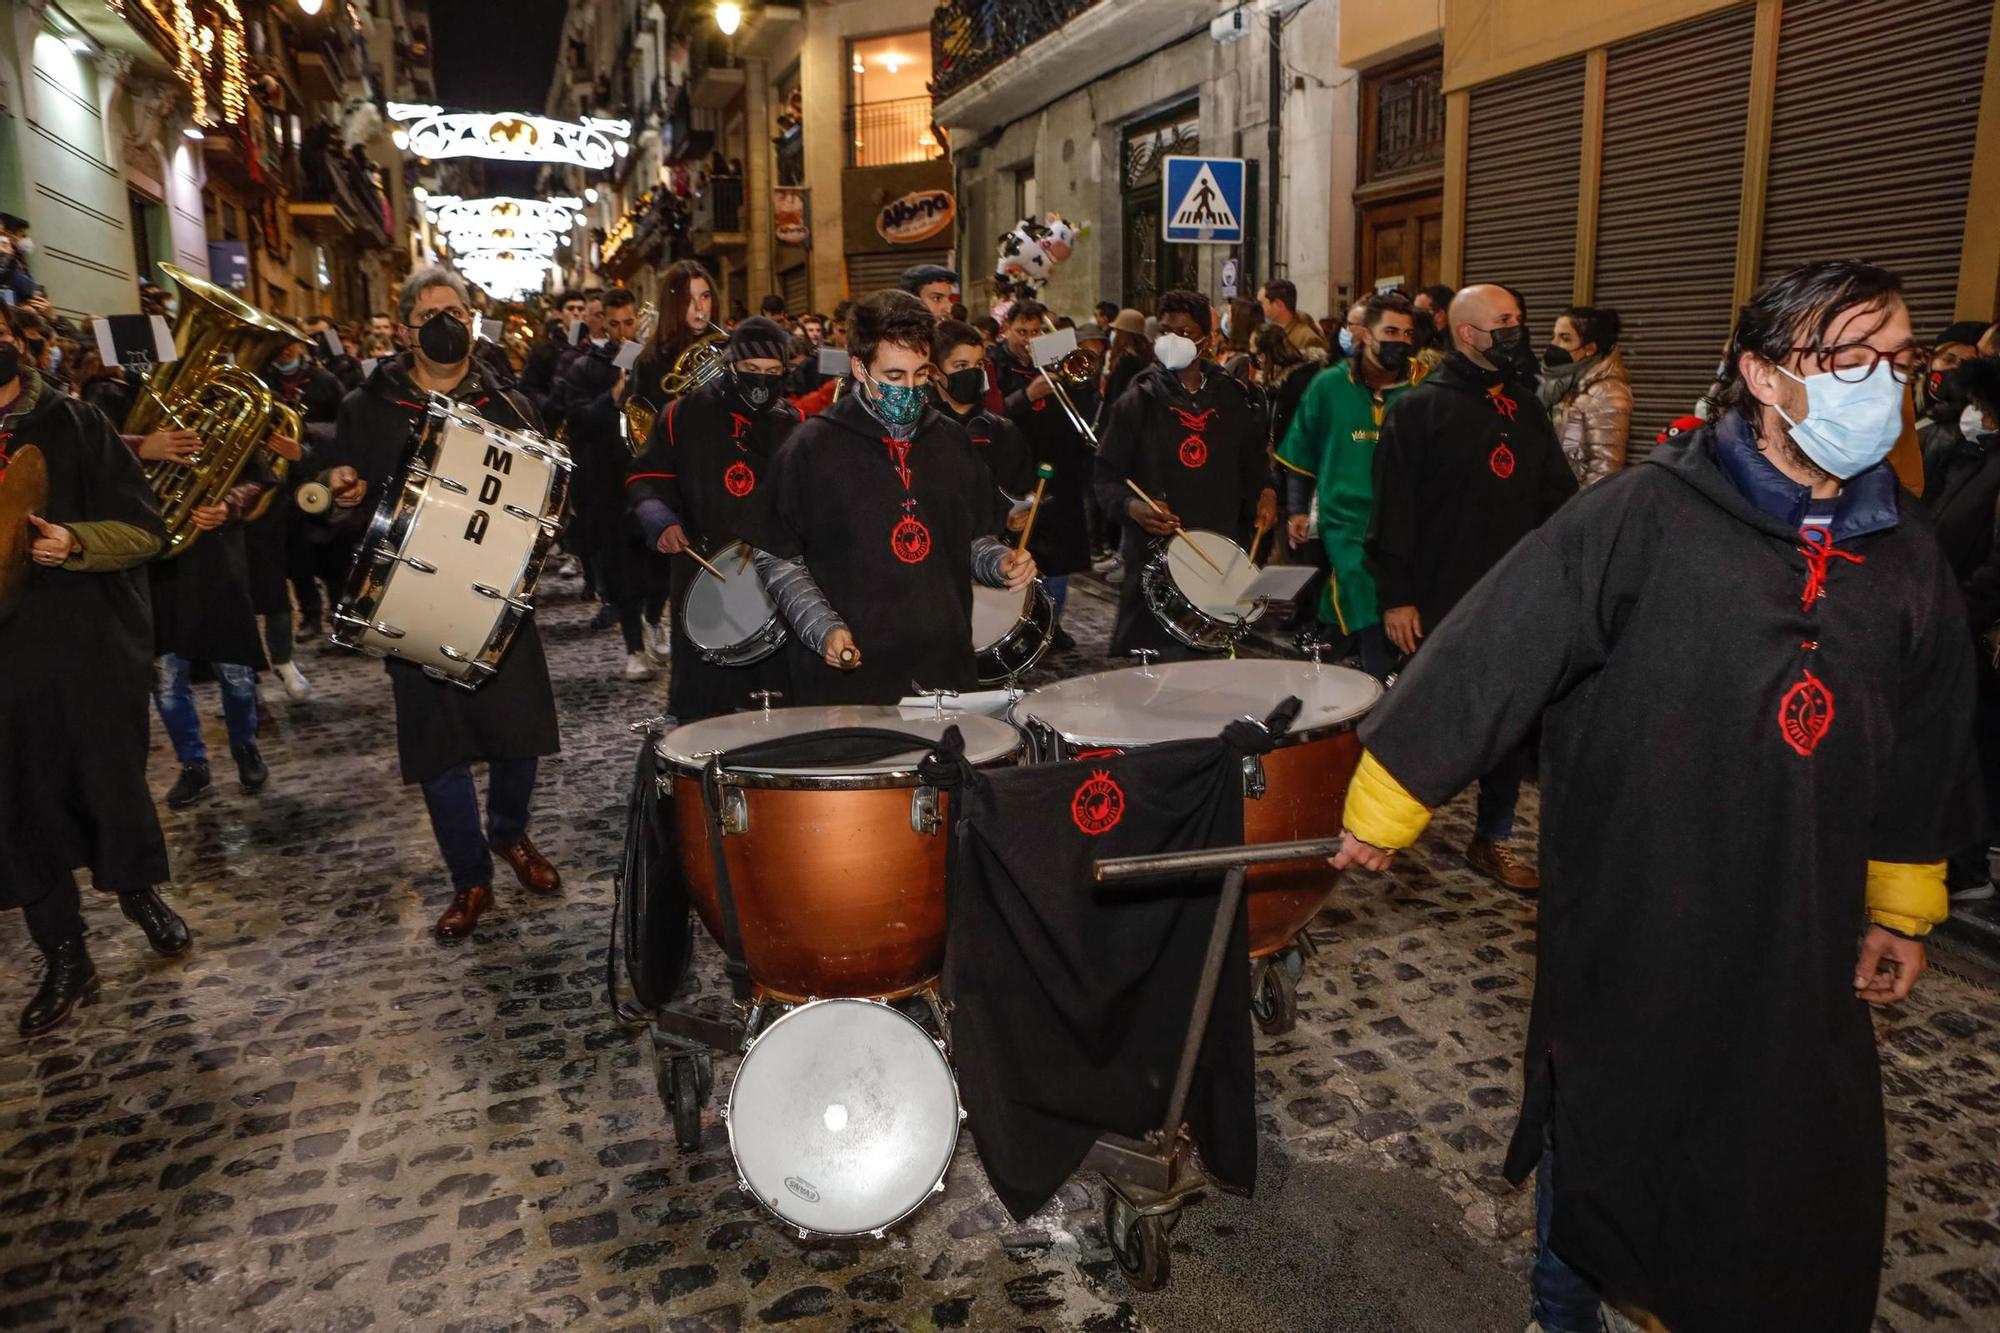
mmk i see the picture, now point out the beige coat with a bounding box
[1554,349,1634,486]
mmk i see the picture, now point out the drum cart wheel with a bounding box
[1249,949,1302,1036]
[1103,1183,1182,1291]
[647,1014,734,1152]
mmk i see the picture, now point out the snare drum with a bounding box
[333,398,569,686]
[1015,658,1380,957]
[970,579,1054,684]
[1138,528,1266,651]
[657,704,1022,1002]
[725,998,960,1239]
[682,541,785,667]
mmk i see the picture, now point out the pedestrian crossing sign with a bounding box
[1162,156,1245,244]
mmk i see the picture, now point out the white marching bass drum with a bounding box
[724,998,962,1238]
[334,396,570,686]
[681,540,786,666]
[1139,527,1266,651]
[970,578,1054,683]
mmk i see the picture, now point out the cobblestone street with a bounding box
[2,574,1997,1332]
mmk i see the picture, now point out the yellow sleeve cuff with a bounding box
[1342,750,1432,851]
[1866,859,1948,937]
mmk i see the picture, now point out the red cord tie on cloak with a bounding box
[1170,404,1213,469]
[1797,526,1864,611]
[1487,385,1518,421]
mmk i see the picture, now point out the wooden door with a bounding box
[1358,193,1444,292]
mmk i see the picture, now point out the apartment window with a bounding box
[1015,168,1037,221]
[847,31,941,167]
[1361,54,1445,182]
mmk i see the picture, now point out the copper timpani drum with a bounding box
[657,705,1022,1004]
[1015,658,1381,960]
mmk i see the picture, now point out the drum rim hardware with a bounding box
[971,578,1056,685]
[683,540,788,668]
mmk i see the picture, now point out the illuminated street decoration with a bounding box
[118,0,251,126]
[456,252,559,300]
[390,108,632,169]
[426,196,584,250]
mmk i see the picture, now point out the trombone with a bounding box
[1036,317,1101,448]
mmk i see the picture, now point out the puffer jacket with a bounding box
[1552,349,1634,487]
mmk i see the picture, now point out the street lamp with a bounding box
[715,3,741,36]
[296,0,324,14]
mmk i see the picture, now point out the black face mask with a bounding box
[1371,339,1412,378]
[417,312,471,365]
[732,368,781,412]
[1481,324,1538,379]
[943,366,986,408]
[1542,345,1574,369]
[1923,364,1968,417]
[0,344,18,385]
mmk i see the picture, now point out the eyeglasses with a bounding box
[1788,341,1928,385]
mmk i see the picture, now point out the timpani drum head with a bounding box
[658,705,1019,777]
[726,998,960,1237]
[1018,657,1381,750]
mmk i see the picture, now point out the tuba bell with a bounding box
[619,302,661,452]
[127,264,306,557]
[661,327,728,400]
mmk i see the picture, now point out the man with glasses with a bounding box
[1277,290,1423,679]
[1331,260,1971,1333]
[1367,282,1576,892]
[327,266,564,941]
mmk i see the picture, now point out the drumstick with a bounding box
[1123,478,1225,578]
[736,544,754,573]
[684,546,725,579]
[1016,462,1054,553]
[1247,519,1268,567]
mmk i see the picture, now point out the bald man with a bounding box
[1366,283,1576,890]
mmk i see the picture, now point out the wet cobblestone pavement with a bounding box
[2,572,1997,1332]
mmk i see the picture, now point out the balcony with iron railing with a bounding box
[845,96,943,169]
[690,173,746,247]
[929,0,1219,133]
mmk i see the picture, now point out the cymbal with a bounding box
[0,444,49,626]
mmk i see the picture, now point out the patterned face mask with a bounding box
[866,373,926,427]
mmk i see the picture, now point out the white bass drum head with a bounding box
[726,999,960,1237]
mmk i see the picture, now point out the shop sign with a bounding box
[877,189,954,245]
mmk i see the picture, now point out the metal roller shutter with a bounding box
[1760,0,1991,337]
[845,249,950,302]
[1594,6,1757,451]
[780,264,809,315]
[1462,57,1586,328]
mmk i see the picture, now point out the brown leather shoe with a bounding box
[435,885,493,939]
[1465,837,1539,894]
[497,836,562,894]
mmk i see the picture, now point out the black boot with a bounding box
[233,744,268,792]
[166,764,211,809]
[119,889,192,957]
[20,936,98,1037]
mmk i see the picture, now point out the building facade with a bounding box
[0,0,418,326]
[931,0,1354,324]
[1342,0,2000,439]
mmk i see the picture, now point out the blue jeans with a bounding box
[153,654,259,767]
[1045,574,1070,622]
[1533,1142,1603,1332]
[1475,744,1531,842]
[421,759,538,891]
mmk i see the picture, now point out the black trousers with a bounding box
[17,876,86,953]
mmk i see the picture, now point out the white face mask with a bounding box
[1153,332,1198,372]
[1774,361,1905,480]
[1965,402,1997,444]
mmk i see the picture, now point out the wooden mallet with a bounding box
[1124,477,1225,577]
[1016,462,1054,552]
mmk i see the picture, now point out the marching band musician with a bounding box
[0,303,188,1035]
[624,317,800,722]
[930,318,1034,536]
[991,299,1098,651]
[250,337,344,702]
[756,291,1037,705]
[1093,288,1277,660]
[327,266,563,942]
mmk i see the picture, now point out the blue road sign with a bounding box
[1162,156,1245,244]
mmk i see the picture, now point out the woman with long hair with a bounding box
[636,258,720,404]
[1540,304,1633,486]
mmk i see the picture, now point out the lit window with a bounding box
[848,32,939,168]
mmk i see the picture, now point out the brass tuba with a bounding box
[127,264,306,557]
[620,302,661,452]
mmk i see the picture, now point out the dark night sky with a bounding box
[428,0,567,112]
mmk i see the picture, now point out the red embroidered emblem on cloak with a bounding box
[1074,747,1125,760]
[1169,405,1216,433]
[723,461,755,497]
[891,514,932,564]
[1179,435,1209,468]
[1071,769,1126,835]
[1488,386,1518,421]
[729,412,753,440]
[1778,670,1835,756]
[1489,443,1516,479]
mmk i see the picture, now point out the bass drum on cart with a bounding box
[1015,658,1379,960]
[333,397,569,685]
[656,704,1022,1002]
[725,998,961,1238]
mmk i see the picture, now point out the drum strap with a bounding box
[699,727,963,1003]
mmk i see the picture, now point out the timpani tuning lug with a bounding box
[913,687,959,720]
[1309,640,1326,668]
[749,690,782,714]
[910,786,943,836]
[1130,648,1160,672]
